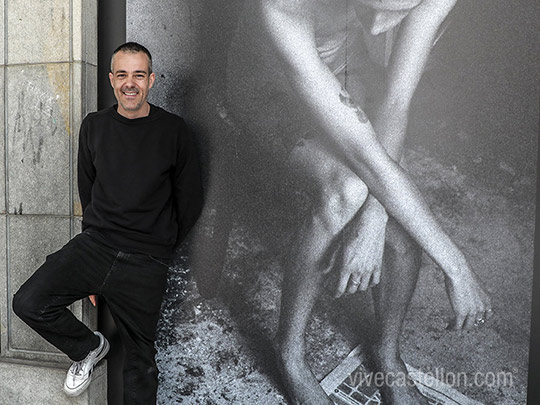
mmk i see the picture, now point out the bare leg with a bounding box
[370,219,429,405]
[275,139,368,405]
[275,216,335,405]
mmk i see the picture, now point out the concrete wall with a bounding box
[0,1,105,403]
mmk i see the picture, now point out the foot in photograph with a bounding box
[368,347,430,405]
[275,342,334,405]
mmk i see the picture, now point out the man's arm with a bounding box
[77,118,95,224]
[77,118,98,306]
[173,123,204,245]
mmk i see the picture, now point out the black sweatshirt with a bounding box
[78,104,203,258]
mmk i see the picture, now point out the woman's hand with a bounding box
[329,200,388,298]
[444,265,492,330]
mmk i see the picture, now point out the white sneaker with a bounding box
[63,331,110,397]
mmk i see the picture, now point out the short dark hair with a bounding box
[110,42,153,73]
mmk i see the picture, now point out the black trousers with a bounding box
[13,232,169,405]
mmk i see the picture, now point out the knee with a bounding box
[12,282,49,324]
[12,287,35,321]
[314,177,368,233]
[340,176,369,210]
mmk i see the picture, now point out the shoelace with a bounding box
[71,360,85,377]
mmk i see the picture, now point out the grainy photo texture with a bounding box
[127,1,538,404]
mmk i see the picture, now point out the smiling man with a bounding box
[109,46,155,117]
[13,42,203,404]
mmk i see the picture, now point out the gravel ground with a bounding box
[154,143,534,404]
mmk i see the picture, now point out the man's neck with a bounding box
[117,102,151,119]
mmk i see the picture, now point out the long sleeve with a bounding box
[77,118,96,225]
[78,106,201,257]
[173,124,203,244]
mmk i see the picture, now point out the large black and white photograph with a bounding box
[126,1,537,404]
[0,0,538,404]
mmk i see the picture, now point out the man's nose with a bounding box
[125,74,136,86]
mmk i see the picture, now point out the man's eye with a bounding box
[117,74,126,79]
[136,75,145,79]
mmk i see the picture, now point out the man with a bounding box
[224,0,491,403]
[13,42,203,404]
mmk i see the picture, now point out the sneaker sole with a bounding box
[63,334,110,397]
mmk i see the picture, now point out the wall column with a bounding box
[0,1,106,403]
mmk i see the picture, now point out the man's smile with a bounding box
[122,88,139,98]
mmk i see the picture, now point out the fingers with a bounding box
[335,272,350,298]
[345,276,361,295]
[473,308,494,326]
[449,313,476,330]
[463,313,478,330]
[335,260,383,297]
[88,295,97,307]
[446,277,493,331]
[451,313,467,330]
[345,269,373,295]
[359,271,371,291]
[370,265,382,287]
[337,270,372,297]
[451,307,494,331]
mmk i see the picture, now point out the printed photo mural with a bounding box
[126,1,538,403]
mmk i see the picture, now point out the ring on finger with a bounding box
[474,318,485,326]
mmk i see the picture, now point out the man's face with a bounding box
[109,51,155,118]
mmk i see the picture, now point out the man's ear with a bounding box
[148,72,156,89]
[109,72,114,88]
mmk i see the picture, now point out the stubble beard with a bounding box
[119,98,145,112]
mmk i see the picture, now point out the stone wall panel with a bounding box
[0,215,7,355]
[7,0,70,64]
[72,63,97,217]
[7,215,70,357]
[0,0,5,65]
[0,67,5,215]
[6,64,71,216]
[0,1,103,402]
[86,64,98,115]
[83,0,98,66]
